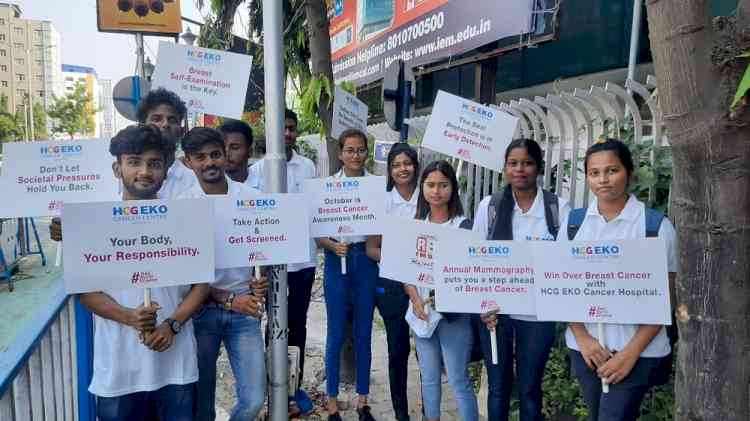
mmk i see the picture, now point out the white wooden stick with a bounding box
[339,237,347,274]
[55,242,62,267]
[144,288,152,307]
[598,323,609,393]
[254,265,261,279]
[490,327,498,365]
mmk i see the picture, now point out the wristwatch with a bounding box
[165,318,182,335]
[224,292,236,311]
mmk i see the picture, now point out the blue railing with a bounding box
[0,285,95,421]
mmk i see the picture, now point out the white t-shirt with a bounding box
[385,187,419,218]
[158,159,198,199]
[564,194,677,358]
[248,151,318,272]
[473,189,570,321]
[89,189,200,398]
[185,177,261,294]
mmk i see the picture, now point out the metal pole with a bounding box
[23,103,29,141]
[262,0,289,419]
[627,0,643,86]
[27,49,34,140]
[135,33,146,81]
[400,80,412,142]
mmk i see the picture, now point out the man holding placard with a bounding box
[79,125,209,421]
[245,109,319,414]
[180,127,269,421]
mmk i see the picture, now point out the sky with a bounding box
[15,0,248,84]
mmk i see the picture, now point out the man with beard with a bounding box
[219,119,254,184]
[181,127,269,421]
[246,109,317,415]
[83,125,209,421]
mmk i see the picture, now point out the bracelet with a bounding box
[224,292,236,311]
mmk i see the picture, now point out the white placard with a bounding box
[533,240,671,325]
[303,176,386,238]
[422,90,519,172]
[151,42,253,119]
[0,140,119,218]
[213,194,310,268]
[62,199,215,294]
[380,217,479,287]
[434,239,536,315]
[332,84,369,139]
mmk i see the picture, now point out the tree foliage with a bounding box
[47,82,95,139]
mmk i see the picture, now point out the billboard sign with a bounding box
[329,0,535,86]
[97,0,183,35]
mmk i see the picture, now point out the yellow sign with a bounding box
[97,0,182,35]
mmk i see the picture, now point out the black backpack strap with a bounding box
[487,192,504,239]
[459,218,474,230]
[567,208,587,240]
[644,208,665,238]
[542,190,560,239]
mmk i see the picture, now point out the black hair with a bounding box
[386,142,419,192]
[219,119,253,148]
[136,88,187,123]
[109,124,176,160]
[505,138,544,172]
[415,160,464,221]
[584,138,635,176]
[285,109,298,126]
[338,128,368,150]
[181,127,225,156]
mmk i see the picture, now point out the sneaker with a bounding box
[358,405,376,421]
[327,413,342,421]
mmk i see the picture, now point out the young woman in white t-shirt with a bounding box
[474,138,571,421]
[404,160,479,421]
[317,129,379,421]
[365,142,420,421]
[567,139,677,421]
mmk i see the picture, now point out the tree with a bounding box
[0,112,21,142]
[32,101,49,140]
[196,0,245,49]
[47,82,95,139]
[645,2,750,419]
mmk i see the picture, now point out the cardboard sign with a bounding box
[421,90,519,171]
[434,239,536,315]
[62,199,215,294]
[213,194,310,268]
[0,140,119,218]
[374,140,395,164]
[151,42,253,119]
[380,217,479,287]
[97,0,182,36]
[532,240,671,325]
[332,84,369,139]
[303,176,386,238]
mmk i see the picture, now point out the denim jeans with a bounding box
[476,316,556,421]
[414,314,479,421]
[96,383,195,421]
[194,306,266,421]
[323,243,378,397]
[375,277,411,421]
[570,350,665,421]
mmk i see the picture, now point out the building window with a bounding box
[17,73,24,81]
[38,90,44,97]
[33,30,42,39]
[65,76,73,81]
[0,18,5,25]
[14,42,23,51]
[0,49,5,57]
[0,65,6,72]
[0,34,5,42]
[16,89,25,97]
[14,27,23,36]
[15,58,23,65]
[1,81,7,87]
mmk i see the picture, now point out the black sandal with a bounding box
[327,412,343,421]
[358,405,376,421]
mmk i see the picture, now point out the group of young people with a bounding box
[52,85,676,421]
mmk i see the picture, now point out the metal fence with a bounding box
[0,292,94,421]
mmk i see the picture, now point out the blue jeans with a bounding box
[414,314,479,421]
[570,350,664,421]
[194,306,266,421]
[476,316,556,421]
[96,383,195,421]
[323,243,377,397]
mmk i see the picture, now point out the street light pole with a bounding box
[262,0,289,419]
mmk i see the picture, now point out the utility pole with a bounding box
[262,1,289,420]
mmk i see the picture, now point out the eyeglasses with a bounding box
[342,148,368,156]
